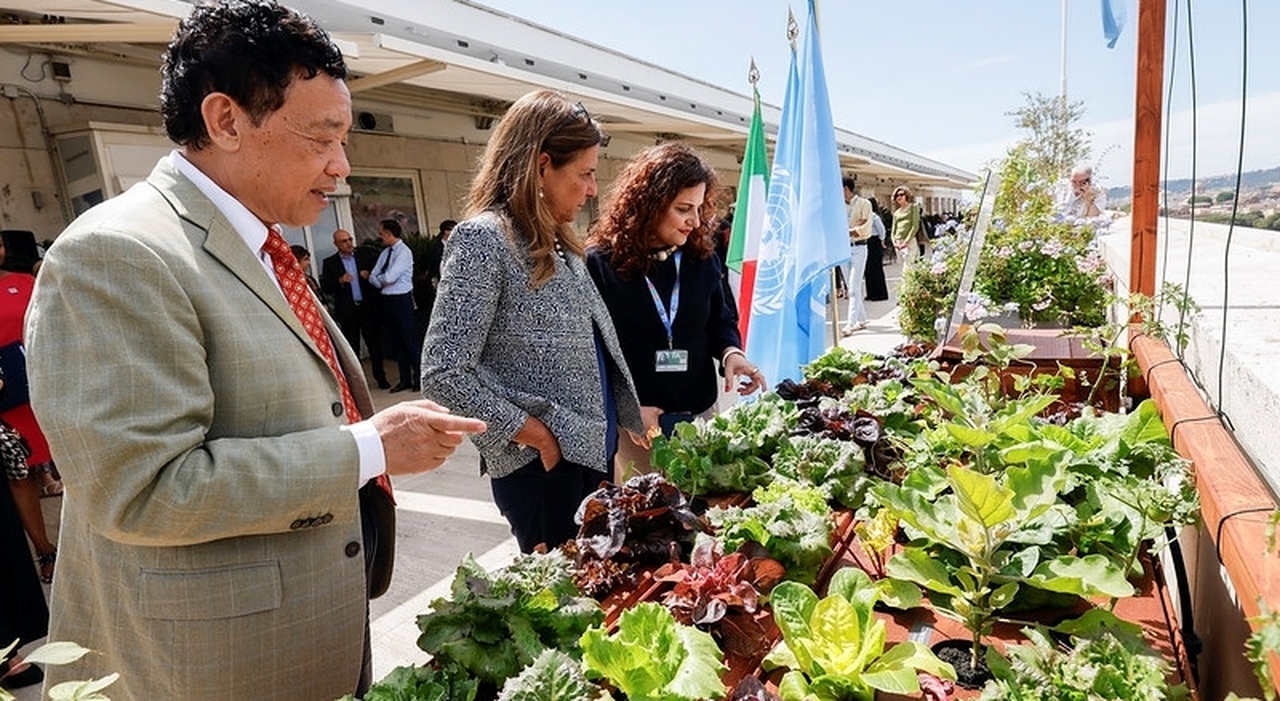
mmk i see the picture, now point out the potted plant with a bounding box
[762,567,955,701]
[874,462,1133,687]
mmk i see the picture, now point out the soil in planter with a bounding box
[931,639,993,690]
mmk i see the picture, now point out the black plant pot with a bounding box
[931,639,993,690]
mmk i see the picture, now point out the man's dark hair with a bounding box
[160,0,347,149]
[841,176,857,191]
[380,219,403,238]
[438,219,457,235]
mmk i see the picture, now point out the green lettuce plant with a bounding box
[0,640,117,701]
[497,649,611,701]
[416,551,602,687]
[651,394,796,496]
[876,463,1133,670]
[708,480,833,585]
[579,602,726,701]
[980,614,1189,701]
[763,567,955,701]
[338,662,479,701]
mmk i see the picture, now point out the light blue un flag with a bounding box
[1101,0,1127,49]
[745,0,850,386]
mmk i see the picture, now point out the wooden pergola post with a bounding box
[1130,0,1166,298]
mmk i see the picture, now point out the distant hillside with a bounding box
[1108,166,1280,202]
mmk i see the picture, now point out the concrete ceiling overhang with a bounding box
[341,32,762,147]
[0,0,977,190]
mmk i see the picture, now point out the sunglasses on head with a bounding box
[548,101,590,138]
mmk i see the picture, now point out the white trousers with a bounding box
[842,243,868,327]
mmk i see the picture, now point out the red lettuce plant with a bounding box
[653,537,785,658]
[566,473,709,597]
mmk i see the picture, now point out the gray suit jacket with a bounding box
[421,211,643,479]
[26,156,373,700]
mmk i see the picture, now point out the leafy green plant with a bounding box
[853,507,899,578]
[497,649,610,701]
[1047,400,1199,575]
[910,374,1057,475]
[980,619,1189,701]
[339,662,480,701]
[877,463,1134,670]
[579,602,726,701]
[1245,604,1280,701]
[416,551,602,687]
[771,434,871,509]
[1128,282,1201,353]
[763,567,955,701]
[1,641,117,701]
[709,481,833,585]
[652,394,796,496]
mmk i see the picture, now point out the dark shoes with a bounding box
[375,379,391,390]
[389,384,413,393]
[1,658,44,690]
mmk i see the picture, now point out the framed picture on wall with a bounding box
[346,169,426,244]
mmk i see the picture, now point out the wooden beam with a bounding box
[348,59,446,93]
[1130,0,1166,298]
[0,22,178,44]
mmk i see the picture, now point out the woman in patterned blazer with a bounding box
[421,90,644,553]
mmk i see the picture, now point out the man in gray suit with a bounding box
[24,2,485,699]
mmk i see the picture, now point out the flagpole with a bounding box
[1060,0,1069,103]
[816,0,841,352]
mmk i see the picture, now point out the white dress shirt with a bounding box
[171,151,386,484]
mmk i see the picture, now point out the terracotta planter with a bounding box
[934,326,1123,412]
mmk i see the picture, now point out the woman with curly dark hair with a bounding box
[587,143,764,481]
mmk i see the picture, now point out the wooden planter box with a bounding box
[933,326,1123,413]
[736,526,1198,700]
[596,502,1197,699]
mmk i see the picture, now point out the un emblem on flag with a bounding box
[752,169,795,317]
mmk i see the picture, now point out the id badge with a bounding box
[654,348,689,373]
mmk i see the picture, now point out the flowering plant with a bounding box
[975,214,1110,327]
[895,146,1113,340]
[896,234,966,340]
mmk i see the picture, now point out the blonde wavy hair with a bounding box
[466,90,604,288]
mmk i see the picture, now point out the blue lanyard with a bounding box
[643,251,681,350]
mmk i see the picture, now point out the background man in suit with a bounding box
[413,219,454,347]
[366,219,419,393]
[322,228,390,389]
[23,2,485,699]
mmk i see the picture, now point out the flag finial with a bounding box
[786,8,799,47]
[748,58,760,86]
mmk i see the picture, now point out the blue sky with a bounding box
[473,0,1276,189]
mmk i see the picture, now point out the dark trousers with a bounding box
[490,457,603,553]
[355,485,381,697]
[379,293,419,387]
[864,236,889,301]
[337,303,388,385]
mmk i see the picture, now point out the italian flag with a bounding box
[726,87,769,346]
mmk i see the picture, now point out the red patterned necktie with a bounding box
[263,229,362,422]
[262,230,392,496]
